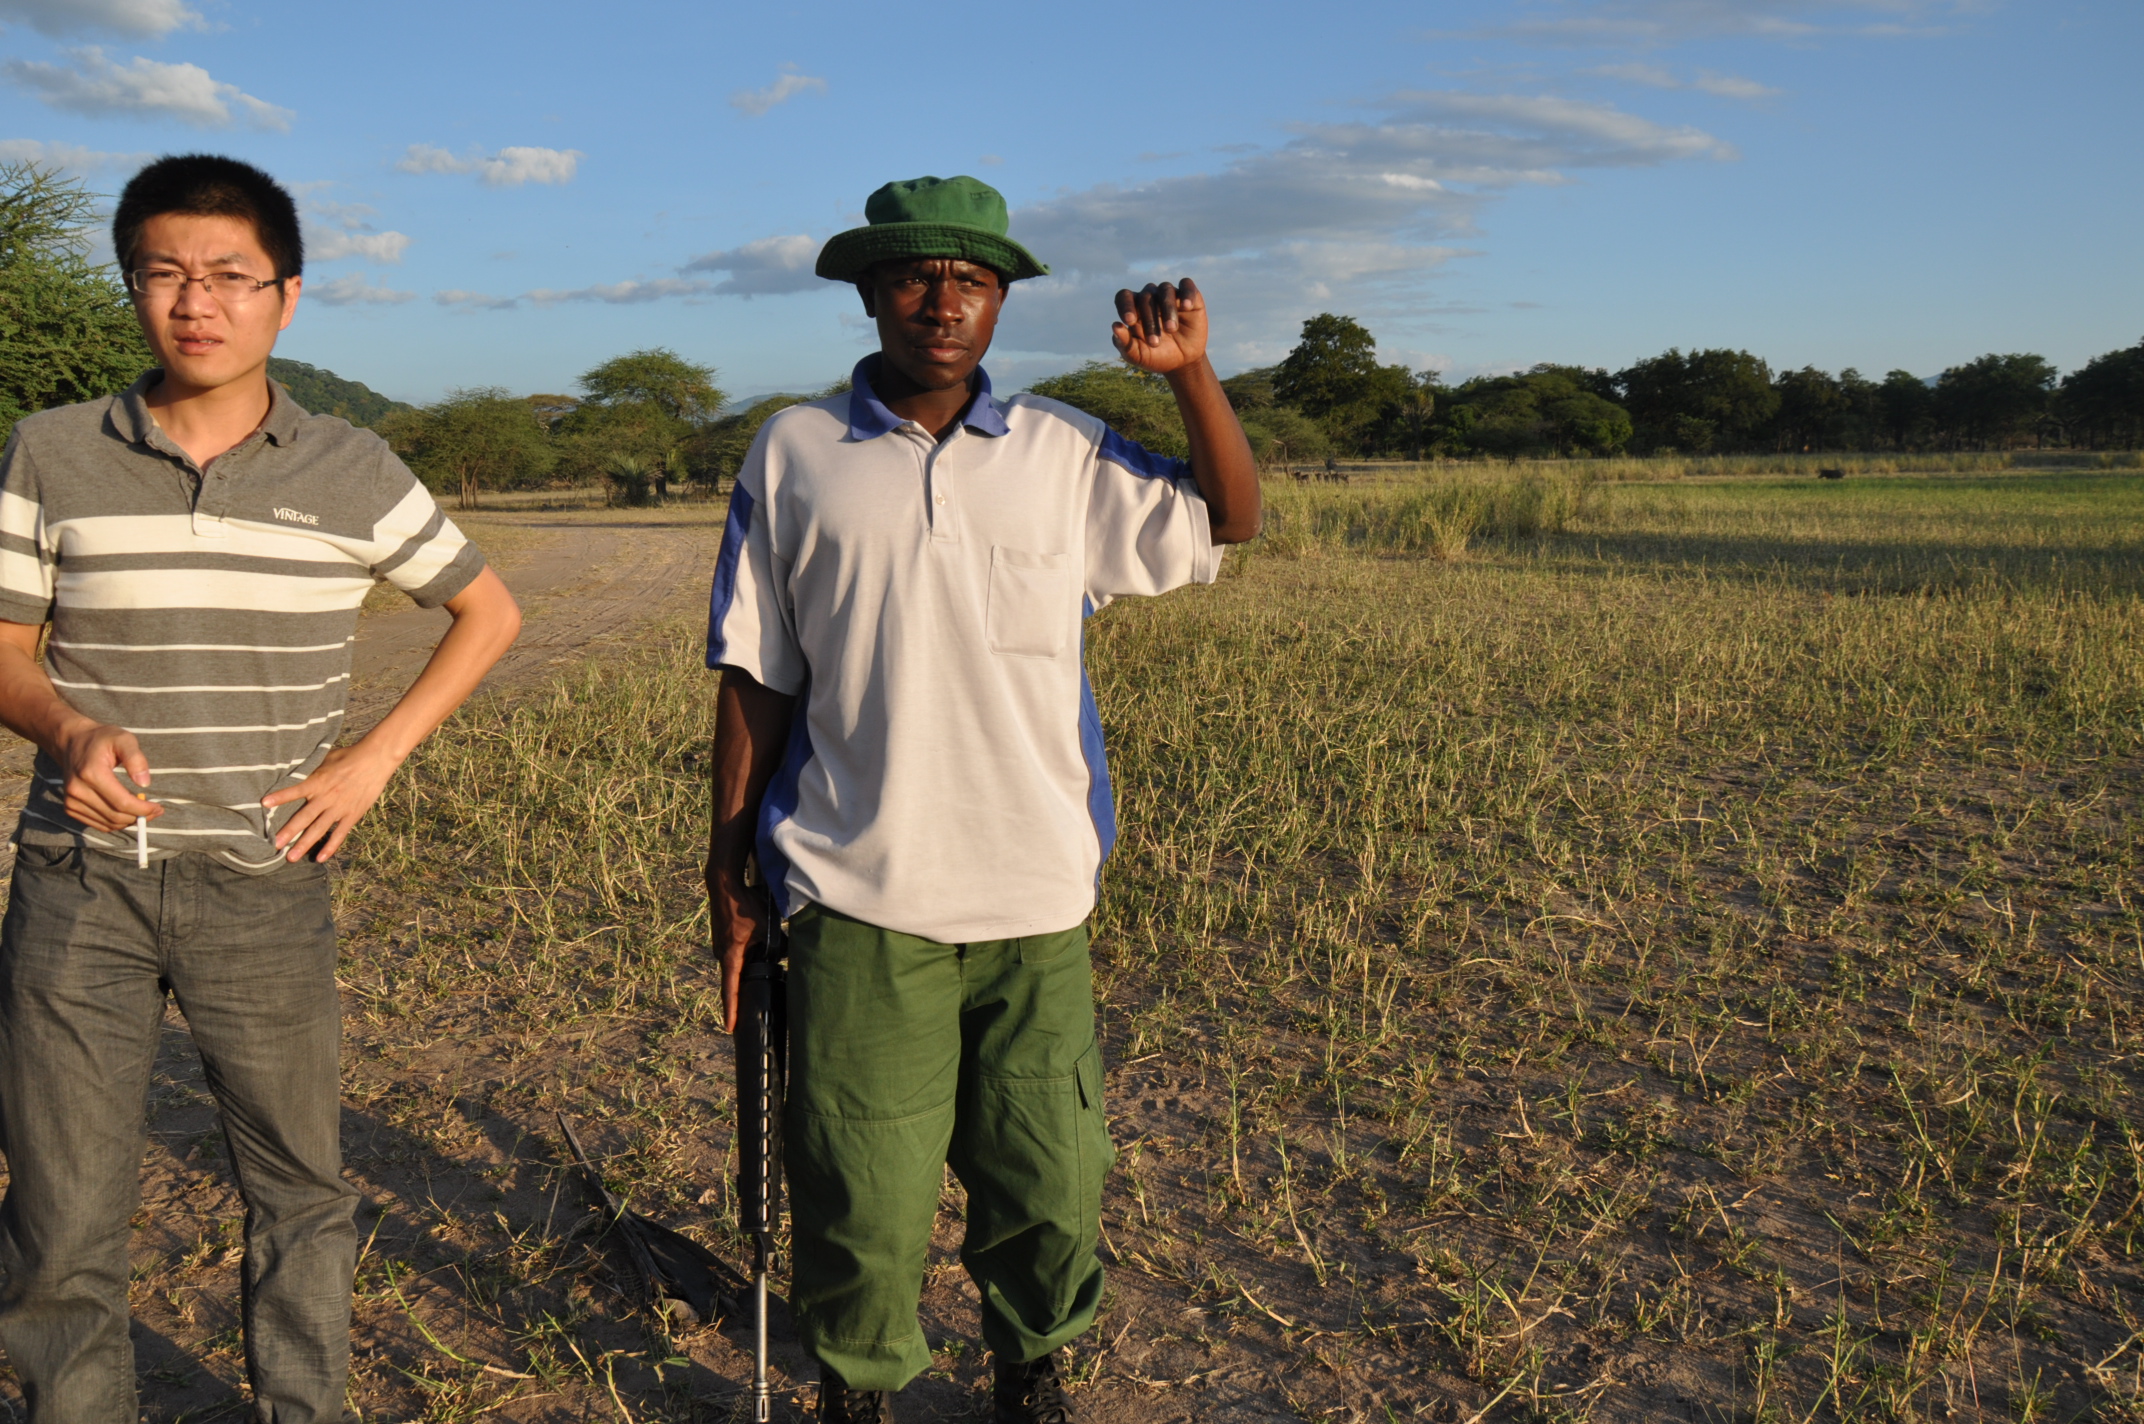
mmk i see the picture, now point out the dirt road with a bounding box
[0,507,724,851]
[345,510,722,732]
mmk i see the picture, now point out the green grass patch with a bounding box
[235,470,2144,1420]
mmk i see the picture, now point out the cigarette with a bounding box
[112,765,152,868]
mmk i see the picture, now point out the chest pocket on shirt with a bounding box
[986,547,1070,659]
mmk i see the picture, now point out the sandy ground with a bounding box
[8,505,1429,1423]
[344,510,722,735]
[0,507,724,865]
[0,507,740,1420]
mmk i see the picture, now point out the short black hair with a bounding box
[112,154,303,279]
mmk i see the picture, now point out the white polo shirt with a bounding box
[706,356,1222,943]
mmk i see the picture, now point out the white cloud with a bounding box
[1471,0,1978,46]
[1380,92,1737,165]
[434,275,714,311]
[981,90,1730,357]
[396,143,582,186]
[680,234,820,295]
[730,67,826,117]
[995,242,1468,362]
[302,199,411,264]
[659,89,1733,359]
[0,137,151,172]
[1,47,291,130]
[1004,92,1725,280]
[1692,71,1784,99]
[0,0,198,38]
[309,273,414,306]
[396,143,465,175]
[1589,60,1783,98]
[435,288,519,311]
[482,146,580,186]
[525,277,709,306]
[310,229,410,262]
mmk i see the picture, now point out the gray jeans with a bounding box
[0,845,357,1424]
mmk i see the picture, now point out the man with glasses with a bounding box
[0,153,521,1422]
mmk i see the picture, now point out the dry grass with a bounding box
[1085,466,2144,1421]
[1342,450,2144,484]
[4,465,2138,1422]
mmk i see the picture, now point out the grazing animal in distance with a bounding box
[1818,467,1846,480]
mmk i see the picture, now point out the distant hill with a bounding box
[267,358,411,428]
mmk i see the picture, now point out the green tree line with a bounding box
[1038,313,2144,462]
[381,358,861,508]
[377,348,733,508]
[6,161,2139,469]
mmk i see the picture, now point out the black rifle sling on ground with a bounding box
[736,911,789,1422]
[556,1112,744,1326]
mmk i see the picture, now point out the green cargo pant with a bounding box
[784,902,1112,1392]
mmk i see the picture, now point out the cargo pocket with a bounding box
[1073,1041,1114,1246]
[1016,923,1086,966]
[986,547,1070,659]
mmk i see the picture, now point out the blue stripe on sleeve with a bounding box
[1097,426,1191,483]
[755,690,814,919]
[1077,598,1117,874]
[704,482,756,668]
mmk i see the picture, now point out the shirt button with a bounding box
[934,495,945,504]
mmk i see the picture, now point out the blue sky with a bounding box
[2,0,2138,405]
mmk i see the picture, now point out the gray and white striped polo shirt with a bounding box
[0,373,485,870]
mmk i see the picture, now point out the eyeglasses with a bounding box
[126,269,286,303]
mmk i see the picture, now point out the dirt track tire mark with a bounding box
[0,513,722,856]
[345,517,718,734]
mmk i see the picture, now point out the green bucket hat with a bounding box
[815,175,1049,284]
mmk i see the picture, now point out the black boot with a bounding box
[819,1366,894,1423]
[994,1351,1074,1424]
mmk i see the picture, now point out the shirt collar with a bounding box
[259,375,304,444]
[114,370,305,453]
[846,354,1011,441]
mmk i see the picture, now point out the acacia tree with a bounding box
[1237,404,1330,466]
[0,161,153,445]
[382,387,554,510]
[1272,313,1416,455]
[578,348,724,424]
[1274,314,1381,418]
[1028,361,1188,457]
[556,348,725,487]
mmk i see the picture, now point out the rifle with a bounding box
[735,908,788,1422]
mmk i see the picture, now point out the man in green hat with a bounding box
[705,174,1259,1423]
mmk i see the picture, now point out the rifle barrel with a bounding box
[735,919,786,1423]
